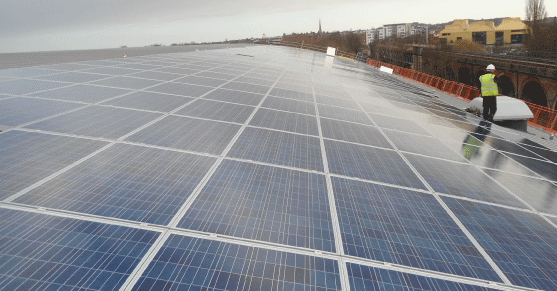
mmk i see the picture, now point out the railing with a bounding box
[271,40,358,60]
[271,41,557,134]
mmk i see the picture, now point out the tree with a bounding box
[345,32,365,54]
[525,0,548,30]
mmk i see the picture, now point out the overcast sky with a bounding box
[1,0,555,53]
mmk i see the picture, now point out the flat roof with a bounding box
[1,45,557,291]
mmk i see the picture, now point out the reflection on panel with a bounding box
[325,140,426,190]
[133,235,342,291]
[0,209,159,291]
[405,153,528,208]
[179,160,335,251]
[483,169,557,215]
[321,118,392,149]
[15,144,216,225]
[443,197,557,290]
[383,129,466,162]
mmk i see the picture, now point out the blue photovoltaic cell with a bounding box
[347,263,500,291]
[30,84,132,103]
[0,130,108,200]
[261,96,316,115]
[15,143,216,225]
[25,106,162,139]
[404,153,529,208]
[178,160,335,251]
[325,140,426,190]
[133,234,342,291]
[320,118,392,149]
[234,76,277,87]
[443,197,557,290]
[195,71,237,81]
[249,108,319,136]
[175,99,255,124]
[383,129,467,162]
[333,177,501,281]
[202,89,264,106]
[0,209,159,291]
[228,127,324,172]
[147,82,215,98]
[0,97,83,126]
[126,115,241,155]
[317,104,372,126]
[101,91,194,112]
[89,76,163,90]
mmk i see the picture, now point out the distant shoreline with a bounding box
[0,43,257,69]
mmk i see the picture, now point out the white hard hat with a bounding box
[487,64,495,71]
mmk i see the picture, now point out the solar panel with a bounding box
[14,144,216,225]
[175,99,255,124]
[126,115,241,154]
[0,209,159,291]
[178,160,335,251]
[0,131,108,200]
[0,79,69,95]
[0,97,84,126]
[443,197,557,290]
[101,91,194,112]
[133,234,342,290]
[2,46,557,291]
[30,84,132,103]
[25,106,162,139]
[333,177,501,281]
[325,139,426,189]
[228,127,324,171]
[249,108,319,136]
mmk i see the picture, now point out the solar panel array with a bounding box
[1,45,557,291]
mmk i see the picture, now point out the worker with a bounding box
[478,64,501,122]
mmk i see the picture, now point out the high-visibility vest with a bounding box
[480,73,498,97]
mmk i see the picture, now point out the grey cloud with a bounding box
[1,0,371,38]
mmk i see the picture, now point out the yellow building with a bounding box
[439,17,530,46]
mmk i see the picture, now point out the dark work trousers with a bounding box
[482,96,497,122]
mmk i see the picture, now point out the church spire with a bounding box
[319,19,322,34]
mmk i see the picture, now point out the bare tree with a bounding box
[526,0,548,32]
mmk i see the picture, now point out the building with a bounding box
[366,28,375,44]
[438,17,530,46]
